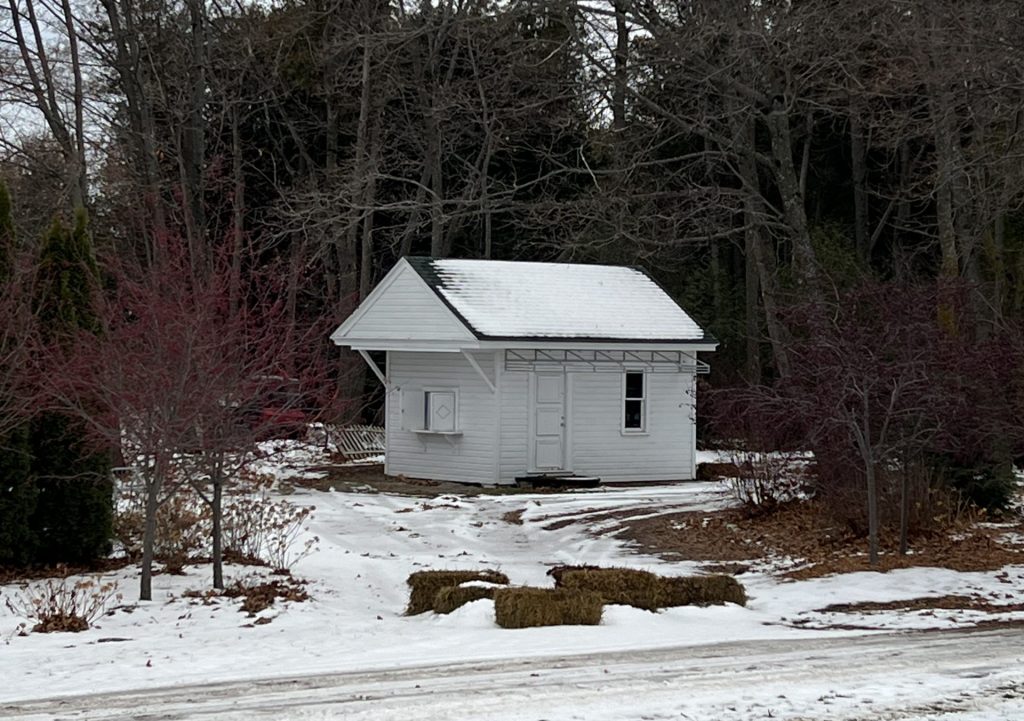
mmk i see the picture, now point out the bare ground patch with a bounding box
[294,464,540,497]
[606,501,1024,578]
[0,558,134,586]
[815,594,1024,615]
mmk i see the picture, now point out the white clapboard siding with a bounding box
[498,371,529,483]
[568,372,694,482]
[386,350,498,484]
[335,263,475,343]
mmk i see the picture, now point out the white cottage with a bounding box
[330,257,716,485]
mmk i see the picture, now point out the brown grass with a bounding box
[614,500,1024,579]
[700,563,750,576]
[501,510,524,525]
[432,585,497,614]
[406,570,509,615]
[815,595,1024,614]
[554,567,663,611]
[494,587,603,628]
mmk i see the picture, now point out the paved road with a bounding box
[4,627,1022,720]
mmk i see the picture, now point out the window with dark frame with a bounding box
[624,372,645,431]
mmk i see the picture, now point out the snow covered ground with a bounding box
[2,445,1023,718]
[5,628,1023,720]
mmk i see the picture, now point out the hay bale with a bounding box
[546,564,603,585]
[405,570,509,615]
[432,584,497,614]
[494,587,603,629]
[659,574,747,607]
[554,567,664,611]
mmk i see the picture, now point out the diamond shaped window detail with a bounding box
[426,391,457,432]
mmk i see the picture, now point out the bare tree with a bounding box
[2,0,88,207]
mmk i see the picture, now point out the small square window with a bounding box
[624,372,646,432]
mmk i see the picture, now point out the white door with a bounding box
[530,372,566,471]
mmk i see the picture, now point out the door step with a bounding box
[515,473,601,489]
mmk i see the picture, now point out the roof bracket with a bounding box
[357,349,390,389]
[461,350,496,393]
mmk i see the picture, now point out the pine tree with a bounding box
[29,209,113,565]
[0,423,37,566]
[0,179,38,566]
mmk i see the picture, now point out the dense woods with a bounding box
[2,0,1024,576]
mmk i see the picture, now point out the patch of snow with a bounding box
[2,474,1023,715]
[429,259,706,340]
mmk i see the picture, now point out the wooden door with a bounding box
[530,372,566,471]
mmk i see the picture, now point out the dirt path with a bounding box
[4,627,1022,721]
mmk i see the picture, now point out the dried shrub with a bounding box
[815,458,971,539]
[115,468,317,574]
[222,475,318,572]
[114,487,210,571]
[5,577,122,633]
[659,574,748,607]
[722,450,806,512]
[432,585,497,614]
[494,587,603,628]
[154,492,210,573]
[405,570,509,615]
[112,506,145,562]
[555,567,663,611]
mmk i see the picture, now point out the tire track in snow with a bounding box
[4,626,1022,721]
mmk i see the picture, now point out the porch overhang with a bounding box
[503,349,711,374]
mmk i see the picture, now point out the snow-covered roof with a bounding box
[406,257,711,343]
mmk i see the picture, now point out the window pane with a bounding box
[624,399,644,429]
[625,372,644,399]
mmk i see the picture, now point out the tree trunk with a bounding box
[98,0,168,258]
[866,458,879,566]
[731,111,792,378]
[212,463,223,590]
[182,0,208,275]
[766,103,821,297]
[429,126,446,257]
[851,110,869,262]
[229,107,244,315]
[398,163,432,257]
[933,109,960,280]
[991,213,1006,319]
[899,461,909,556]
[612,0,629,133]
[744,223,762,384]
[349,42,373,291]
[60,0,87,207]
[359,157,378,301]
[140,462,162,601]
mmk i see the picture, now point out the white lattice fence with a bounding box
[331,424,385,461]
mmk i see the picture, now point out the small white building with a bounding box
[330,257,716,485]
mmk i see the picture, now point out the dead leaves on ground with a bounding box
[612,501,1024,579]
[182,576,310,622]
